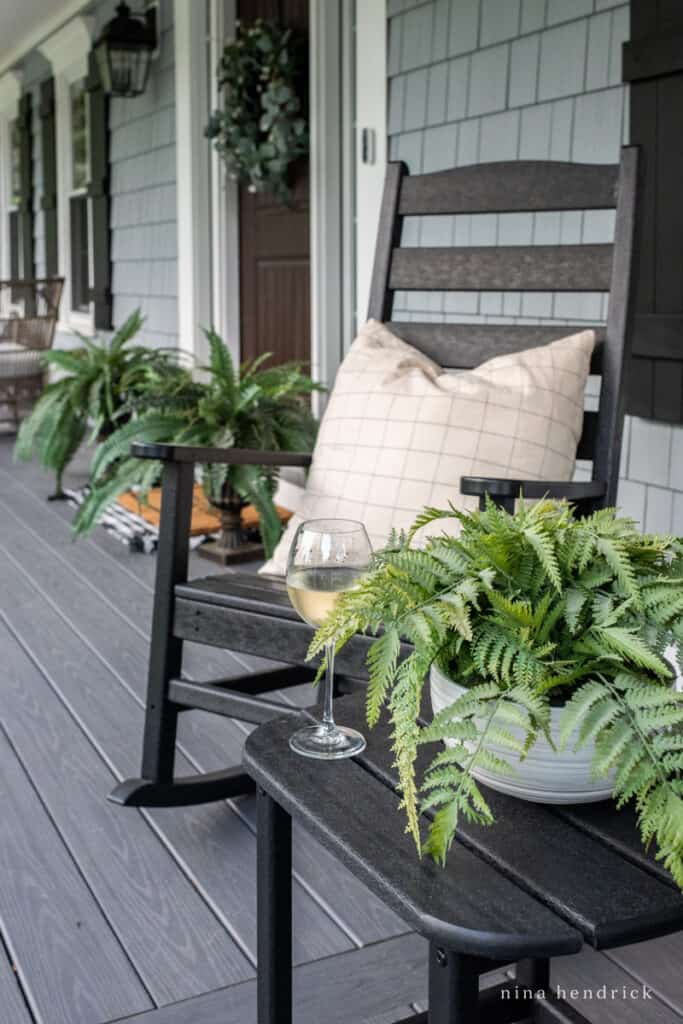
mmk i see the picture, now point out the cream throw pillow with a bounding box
[260,320,594,575]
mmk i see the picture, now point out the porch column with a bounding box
[174,0,211,361]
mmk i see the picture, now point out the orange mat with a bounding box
[117,484,291,536]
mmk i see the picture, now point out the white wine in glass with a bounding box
[286,519,372,759]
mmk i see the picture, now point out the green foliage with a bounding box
[74,327,321,557]
[205,19,308,202]
[14,311,184,493]
[312,498,683,886]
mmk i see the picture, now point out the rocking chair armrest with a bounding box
[130,441,312,468]
[460,477,607,503]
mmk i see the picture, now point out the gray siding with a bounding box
[39,0,178,351]
[104,0,177,349]
[388,0,683,534]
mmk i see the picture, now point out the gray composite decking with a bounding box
[0,435,682,1023]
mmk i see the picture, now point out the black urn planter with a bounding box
[198,481,265,565]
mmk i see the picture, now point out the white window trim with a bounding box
[39,16,95,334]
[354,0,387,327]
[0,70,21,290]
[310,0,355,395]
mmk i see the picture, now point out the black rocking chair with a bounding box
[109,147,639,810]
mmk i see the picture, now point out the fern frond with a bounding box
[596,535,639,600]
[408,505,459,541]
[523,524,562,591]
[592,626,670,677]
[366,628,401,727]
[559,680,608,750]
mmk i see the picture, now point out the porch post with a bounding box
[355,0,387,325]
[174,0,212,362]
[309,0,345,401]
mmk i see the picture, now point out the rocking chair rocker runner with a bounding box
[109,147,638,810]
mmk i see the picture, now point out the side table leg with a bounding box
[428,945,480,1023]
[257,787,292,1024]
[516,959,593,1024]
[516,958,550,996]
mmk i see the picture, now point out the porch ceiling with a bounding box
[0,0,86,75]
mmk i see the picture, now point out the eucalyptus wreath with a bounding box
[206,18,308,202]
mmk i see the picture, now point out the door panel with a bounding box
[237,0,310,365]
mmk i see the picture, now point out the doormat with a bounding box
[65,485,291,554]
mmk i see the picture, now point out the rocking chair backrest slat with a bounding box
[385,322,605,373]
[368,149,639,506]
[398,161,620,215]
[388,244,614,293]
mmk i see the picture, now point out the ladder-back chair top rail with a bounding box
[367,150,639,509]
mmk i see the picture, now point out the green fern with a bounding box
[312,498,683,887]
[74,328,322,556]
[14,310,188,494]
[366,627,401,727]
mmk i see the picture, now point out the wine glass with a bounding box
[286,518,372,759]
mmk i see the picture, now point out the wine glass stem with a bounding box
[321,641,336,733]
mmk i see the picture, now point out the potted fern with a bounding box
[73,328,321,559]
[312,499,683,889]
[14,310,185,498]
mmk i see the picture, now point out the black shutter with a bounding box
[70,195,90,312]
[17,91,34,282]
[624,2,683,423]
[39,77,59,278]
[9,211,20,280]
[86,51,112,330]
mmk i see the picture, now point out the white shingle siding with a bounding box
[388,0,683,530]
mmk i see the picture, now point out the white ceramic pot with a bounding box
[429,663,614,804]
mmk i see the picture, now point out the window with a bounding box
[0,73,22,311]
[39,16,97,331]
[39,17,112,331]
[68,80,91,314]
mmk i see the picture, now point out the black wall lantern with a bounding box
[94,2,158,98]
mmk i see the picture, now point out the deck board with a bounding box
[0,476,249,682]
[1,439,682,1022]
[0,547,351,967]
[551,946,681,1024]
[0,455,277,677]
[0,613,253,1004]
[0,944,34,1024]
[0,462,406,949]
[115,933,428,1024]
[0,724,153,1024]
[606,935,683,1016]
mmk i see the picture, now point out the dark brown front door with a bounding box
[237,0,310,366]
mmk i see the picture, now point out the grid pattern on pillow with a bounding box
[261,320,595,575]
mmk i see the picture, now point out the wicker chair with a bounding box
[0,277,64,428]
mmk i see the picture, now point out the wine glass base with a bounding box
[289,723,366,760]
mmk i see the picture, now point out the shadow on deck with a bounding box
[0,437,682,1023]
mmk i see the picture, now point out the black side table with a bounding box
[243,697,683,1024]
